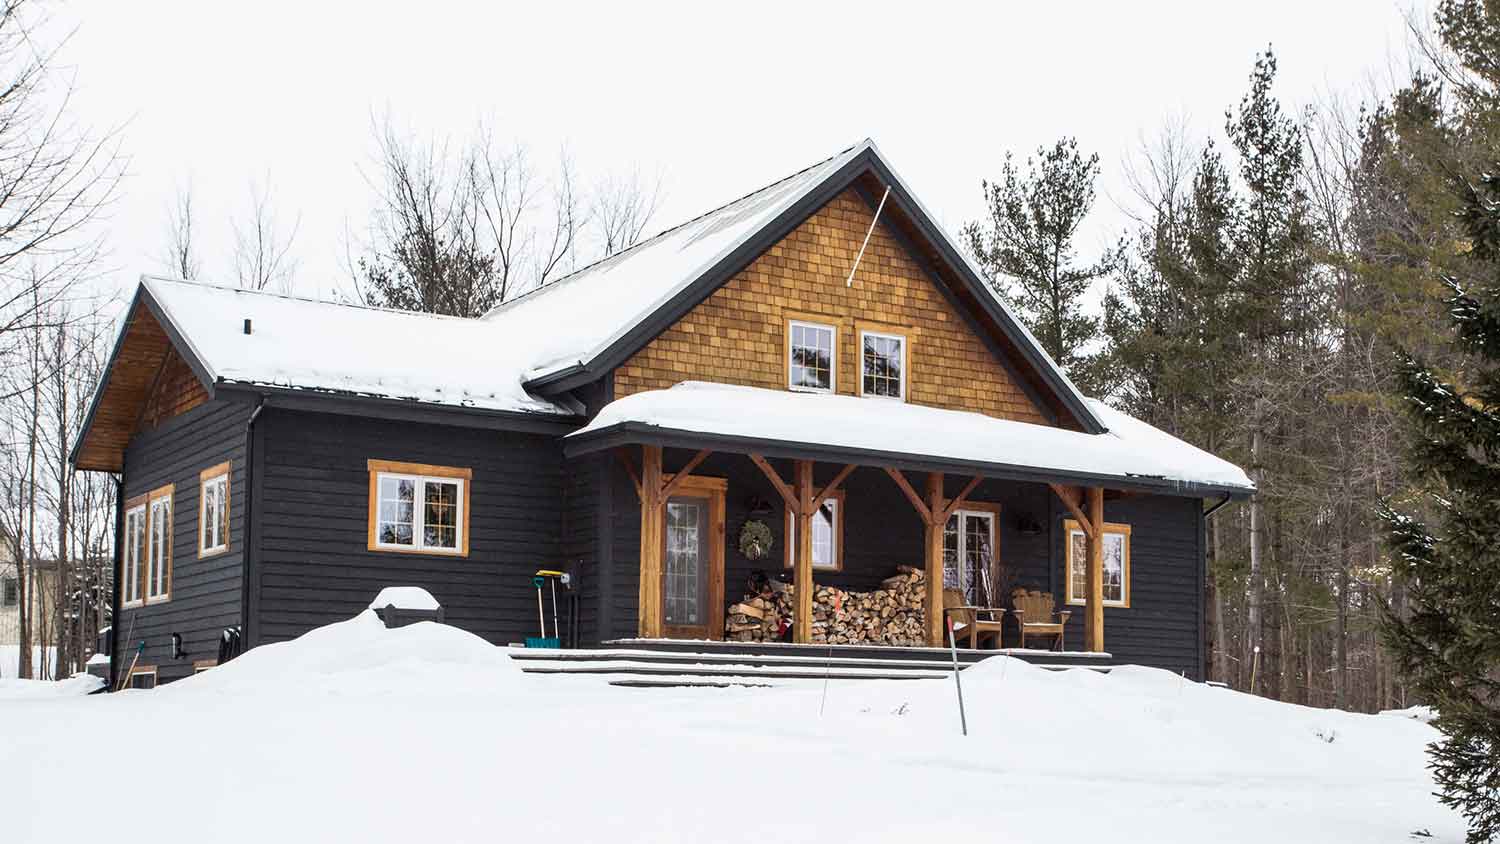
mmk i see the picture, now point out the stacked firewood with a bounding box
[723,567,927,646]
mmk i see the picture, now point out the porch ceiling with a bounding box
[564,382,1254,500]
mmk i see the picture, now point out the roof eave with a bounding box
[564,421,1255,500]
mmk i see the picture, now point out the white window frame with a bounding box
[146,493,173,604]
[199,469,229,557]
[128,666,157,689]
[858,329,908,401]
[787,319,837,394]
[372,471,467,555]
[1065,521,1131,608]
[944,507,999,605]
[123,502,146,608]
[784,490,844,571]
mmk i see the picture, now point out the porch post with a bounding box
[794,459,814,645]
[1085,486,1105,652]
[925,472,944,648]
[638,445,664,639]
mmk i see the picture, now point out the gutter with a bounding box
[237,397,266,654]
[108,475,123,690]
[1203,493,1234,519]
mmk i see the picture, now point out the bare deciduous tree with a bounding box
[232,176,299,293]
[161,184,201,280]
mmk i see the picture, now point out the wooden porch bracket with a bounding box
[748,453,798,511]
[660,449,713,500]
[811,463,858,511]
[883,467,932,524]
[614,447,643,500]
[939,475,985,524]
[1048,483,1095,539]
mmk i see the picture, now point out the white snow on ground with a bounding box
[0,645,56,679]
[369,586,441,611]
[0,673,101,699]
[0,613,1460,843]
[573,381,1255,492]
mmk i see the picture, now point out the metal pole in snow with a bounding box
[845,185,891,287]
[947,616,968,736]
[536,582,546,638]
[549,577,560,640]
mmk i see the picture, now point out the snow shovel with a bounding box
[525,570,564,648]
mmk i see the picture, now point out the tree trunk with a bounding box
[1246,427,1264,696]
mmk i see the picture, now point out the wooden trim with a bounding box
[144,484,174,605]
[784,312,839,394]
[1049,483,1094,539]
[659,449,713,500]
[192,658,218,672]
[748,453,798,512]
[938,475,985,524]
[365,460,472,557]
[783,487,846,572]
[638,445,663,639]
[855,320,912,402]
[884,466,933,524]
[197,461,231,559]
[809,463,857,515]
[121,497,147,609]
[1063,519,1131,609]
[658,472,727,641]
[613,447,642,500]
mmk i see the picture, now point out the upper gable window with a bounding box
[787,320,835,393]
[367,460,471,556]
[860,329,907,400]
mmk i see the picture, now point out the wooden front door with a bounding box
[660,475,726,640]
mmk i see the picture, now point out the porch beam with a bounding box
[924,472,944,647]
[1048,482,1095,539]
[659,449,713,500]
[637,445,664,639]
[808,463,858,515]
[939,475,985,524]
[884,466,934,525]
[794,459,815,645]
[1085,485,1105,653]
[614,447,642,500]
[748,453,799,512]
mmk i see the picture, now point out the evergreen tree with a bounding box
[963,138,1114,392]
[1381,167,1500,844]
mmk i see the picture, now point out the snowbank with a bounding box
[369,586,441,611]
[0,614,1460,843]
[0,673,103,700]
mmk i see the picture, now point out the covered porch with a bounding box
[564,383,1253,658]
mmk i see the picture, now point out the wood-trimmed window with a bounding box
[786,318,836,393]
[128,666,157,689]
[145,484,173,604]
[857,323,909,400]
[784,488,845,571]
[367,460,471,556]
[1065,519,1131,608]
[122,498,146,608]
[198,461,230,558]
[192,659,218,673]
[944,501,1002,605]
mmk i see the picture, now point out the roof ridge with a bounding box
[483,140,867,317]
[140,275,480,324]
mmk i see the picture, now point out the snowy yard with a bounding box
[0,613,1463,843]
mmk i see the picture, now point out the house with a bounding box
[71,140,1253,688]
[0,534,63,679]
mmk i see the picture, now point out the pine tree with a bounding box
[963,138,1114,392]
[1381,167,1500,843]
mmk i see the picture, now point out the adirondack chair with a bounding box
[942,589,1004,649]
[1010,588,1071,651]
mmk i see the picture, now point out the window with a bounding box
[367,460,471,556]
[1,575,16,607]
[146,486,173,603]
[787,319,836,393]
[859,328,907,400]
[784,489,844,571]
[128,666,157,689]
[193,659,218,674]
[199,462,230,557]
[943,503,1001,605]
[1065,520,1131,608]
[122,501,146,608]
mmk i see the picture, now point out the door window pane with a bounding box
[664,500,704,625]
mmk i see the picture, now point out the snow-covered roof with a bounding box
[140,276,569,415]
[568,382,1254,497]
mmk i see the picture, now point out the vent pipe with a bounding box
[243,318,253,335]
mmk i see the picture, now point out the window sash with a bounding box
[123,505,146,607]
[785,496,840,570]
[1067,527,1129,607]
[147,496,172,601]
[373,472,465,553]
[859,330,906,400]
[787,320,836,393]
[199,474,228,554]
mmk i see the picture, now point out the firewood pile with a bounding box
[724,567,927,646]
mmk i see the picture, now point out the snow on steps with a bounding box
[506,646,1113,688]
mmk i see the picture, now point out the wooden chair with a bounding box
[1010,589,1071,651]
[942,589,1004,649]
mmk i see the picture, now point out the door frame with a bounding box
[659,474,727,640]
[944,500,1002,605]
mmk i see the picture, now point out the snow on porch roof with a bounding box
[566,382,1255,498]
[139,276,570,415]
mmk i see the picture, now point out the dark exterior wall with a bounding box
[562,455,604,646]
[251,408,564,647]
[117,396,252,684]
[599,450,1205,678]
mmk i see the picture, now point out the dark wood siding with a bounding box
[562,455,603,645]
[252,408,564,646]
[117,397,251,684]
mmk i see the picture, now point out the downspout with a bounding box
[108,475,123,691]
[237,397,266,655]
[1203,493,1233,520]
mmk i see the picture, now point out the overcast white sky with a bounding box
[51,1,1418,310]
